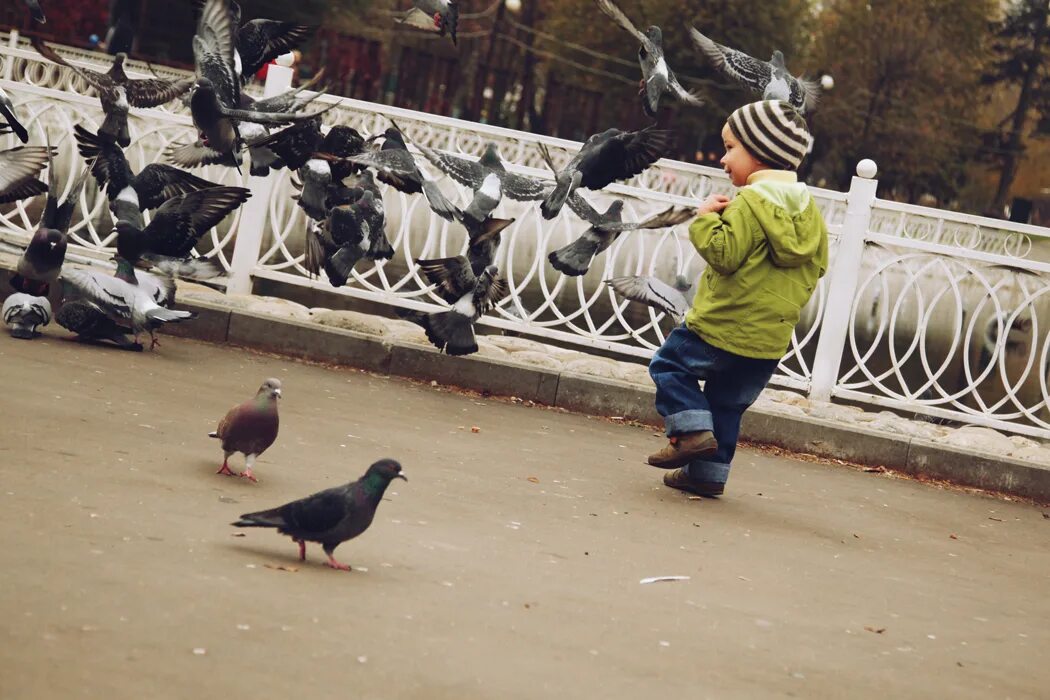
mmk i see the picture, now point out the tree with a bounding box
[806,0,995,202]
[984,0,1049,217]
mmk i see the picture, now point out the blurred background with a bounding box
[2,0,1047,222]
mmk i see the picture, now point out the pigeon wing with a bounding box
[124,77,194,108]
[789,75,820,113]
[607,275,689,317]
[134,164,222,210]
[416,256,476,303]
[0,176,47,205]
[593,0,652,50]
[0,147,50,200]
[689,28,771,93]
[239,20,315,78]
[61,269,133,319]
[602,205,694,233]
[667,70,704,107]
[31,38,112,92]
[414,143,487,189]
[276,487,349,537]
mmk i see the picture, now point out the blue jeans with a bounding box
[649,326,779,484]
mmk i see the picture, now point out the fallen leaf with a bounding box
[470,426,481,433]
[737,576,751,582]
[949,534,958,540]
[863,466,887,473]
[231,533,246,537]
[864,626,886,634]
[264,563,300,573]
[526,476,540,484]
[640,575,691,585]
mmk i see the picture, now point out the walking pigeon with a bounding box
[410,140,551,207]
[348,127,458,221]
[540,126,672,220]
[406,256,508,355]
[230,1,315,82]
[0,145,51,205]
[231,458,406,571]
[55,298,142,351]
[395,1,459,45]
[0,86,30,143]
[11,147,90,297]
[209,378,281,483]
[60,257,196,349]
[23,0,45,23]
[32,38,193,147]
[593,0,703,116]
[607,274,695,319]
[548,197,692,277]
[3,293,51,339]
[688,29,818,113]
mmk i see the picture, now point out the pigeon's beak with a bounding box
[395,472,407,481]
[273,388,282,398]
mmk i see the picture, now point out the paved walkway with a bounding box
[1,332,1048,699]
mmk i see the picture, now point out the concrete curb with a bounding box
[5,271,1048,503]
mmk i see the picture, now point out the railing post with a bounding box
[4,30,19,80]
[226,55,295,296]
[808,159,879,402]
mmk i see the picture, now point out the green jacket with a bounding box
[685,174,829,360]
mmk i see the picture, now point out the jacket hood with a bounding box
[738,183,822,268]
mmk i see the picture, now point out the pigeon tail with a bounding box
[540,171,582,220]
[99,110,131,149]
[324,245,365,287]
[143,254,223,281]
[548,237,599,277]
[423,310,477,356]
[445,1,460,45]
[144,307,196,327]
[208,431,219,438]
[231,509,285,529]
[421,179,457,222]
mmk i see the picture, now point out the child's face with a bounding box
[719,124,767,187]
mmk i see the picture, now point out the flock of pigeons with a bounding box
[0,0,822,566]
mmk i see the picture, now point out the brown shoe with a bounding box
[663,469,725,497]
[646,430,718,469]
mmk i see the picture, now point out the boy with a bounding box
[647,100,828,497]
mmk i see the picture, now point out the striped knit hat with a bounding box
[726,100,813,171]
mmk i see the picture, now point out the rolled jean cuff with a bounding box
[664,409,713,437]
[685,459,730,484]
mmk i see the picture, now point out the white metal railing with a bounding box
[2,35,1049,438]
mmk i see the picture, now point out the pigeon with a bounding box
[184,0,324,166]
[11,147,90,297]
[74,125,221,212]
[348,127,458,221]
[548,195,692,276]
[231,458,406,571]
[689,29,818,113]
[0,86,30,143]
[32,37,193,147]
[3,293,51,339]
[410,140,551,207]
[395,0,459,45]
[606,274,695,319]
[115,185,251,267]
[406,256,508,355]
[209,377,281,483]
[55,298,142,351]
[230,1,316,82]
[0,145,51,205]
[305,188,391,287]
[23,0,45,23]
[60,257,197,349]
[540,126,672,220]
[593,0,703,116]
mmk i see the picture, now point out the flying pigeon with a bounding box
[348,127,458,221]
[11,147,90,297]
[410,140,552,208]
[0,86,30,143]
[23,0,45,23]
[60,257,197,349]
[232,458,406,570]
[32,38,193,147]
[55,298,142,351]
[540,126,672,220]
[305,187,391,287]
[209,377,281,483]
[2,293,51,339]
[606,274,695,319]
[406,256,508,356]
[230,1,316,82]
[689,29,818,113]
[395,1,459,46]
[593,0,703,116]
[0,145,51,205]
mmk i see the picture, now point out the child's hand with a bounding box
[696,194,731,216]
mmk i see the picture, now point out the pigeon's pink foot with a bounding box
[433,12,442,28]
[216,462,237,477]
[239,468,258,483]
[149,333,161,350]
[296,539,306,561]
[325,555,351,571]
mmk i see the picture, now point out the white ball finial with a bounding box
[505,0,522,11]
[276,52,295,67]
[856,159,878,179]
[820,74,834,90]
